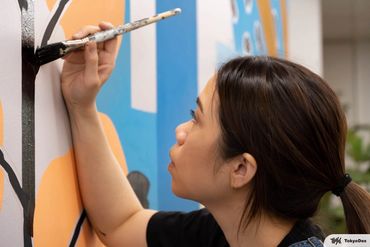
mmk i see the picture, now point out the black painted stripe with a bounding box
[69,210,87,247]
[21,47,37,247]
[0,150,28,210]
[0,149,33,246]
[41,0,70,47]
[19,0,37,245]
[18,0,28,11]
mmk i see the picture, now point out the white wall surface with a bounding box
[287,0,323,75]
[324,40,370,125]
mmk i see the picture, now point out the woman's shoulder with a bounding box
[278,219,325,247]
[288,237,323,247]
[147,209,228,247]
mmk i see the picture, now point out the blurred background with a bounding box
[296,0,370,234]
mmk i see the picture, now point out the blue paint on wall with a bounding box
[97,0,158,209]
[156,0,199,211]
[233,0,267,55]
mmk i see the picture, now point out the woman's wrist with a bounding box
[66,102,99,121]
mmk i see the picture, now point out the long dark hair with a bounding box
[216,56,370,233]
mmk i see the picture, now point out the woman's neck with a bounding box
[206,201,295,247]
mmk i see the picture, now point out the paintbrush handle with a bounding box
[88,29,119,43]
[116,8,181,35]
[87,8,181,43]
[68,8,181,50]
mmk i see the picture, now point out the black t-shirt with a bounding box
[146,209,325,247]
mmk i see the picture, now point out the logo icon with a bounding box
[331,237,342,245]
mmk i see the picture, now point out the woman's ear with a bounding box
[229,153,257,189]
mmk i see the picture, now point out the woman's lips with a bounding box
[168,162,175,173]
[169,149,175,167]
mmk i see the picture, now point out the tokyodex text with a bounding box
[344,238,367,243]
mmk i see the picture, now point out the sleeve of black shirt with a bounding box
[146,208,229,247]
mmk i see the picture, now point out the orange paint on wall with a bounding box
[257,0,278,56]
[0,101,3,146]
[280,0,289,57]
[46,0,125,40]
[33,149,104,246]
[34,114,127,245]
[0,101,3,210]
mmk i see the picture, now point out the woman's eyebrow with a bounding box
[196,97,204,114]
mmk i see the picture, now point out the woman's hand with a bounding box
[61,22,119,114]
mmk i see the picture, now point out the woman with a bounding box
[61,23,370,247]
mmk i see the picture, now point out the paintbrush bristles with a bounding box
[35,42,66,66]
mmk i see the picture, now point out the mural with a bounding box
[0,0,287,245]
[0,0,125,246]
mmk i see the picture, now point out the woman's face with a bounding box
[169,77,231,204]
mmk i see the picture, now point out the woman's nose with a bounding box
[175,122,191,145]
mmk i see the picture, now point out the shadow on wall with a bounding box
[127,171,150,209]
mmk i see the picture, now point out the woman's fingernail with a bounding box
[102,21,113,28]
[73,32,83,38]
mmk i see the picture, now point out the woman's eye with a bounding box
[190,109,197,122]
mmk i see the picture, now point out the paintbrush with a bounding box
[35,8,182,66]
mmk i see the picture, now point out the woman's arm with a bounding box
[61,23,155,246]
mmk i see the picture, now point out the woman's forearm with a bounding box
[68,106,143,235]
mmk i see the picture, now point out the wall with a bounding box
[322,0,370,126]
[324,40,370,125]
[0,0,125,246]
[287,0,323,75]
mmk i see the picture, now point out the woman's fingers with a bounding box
[63,49,84,63]
[99,21,114,30]
[72,25,101,39]
[67,22,118,69]
[98,22,119,56]
[71,23,118,56]
[84,42,100,86]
